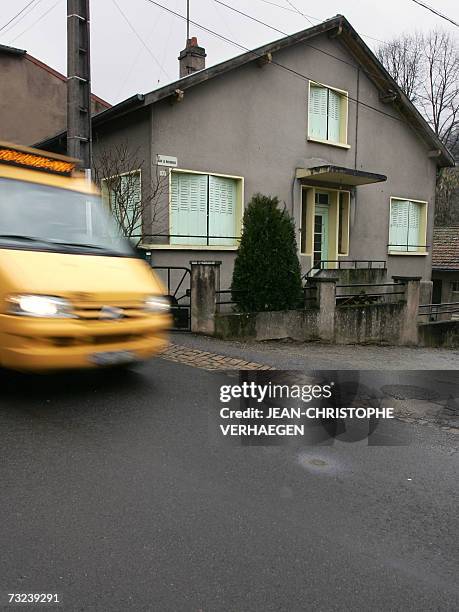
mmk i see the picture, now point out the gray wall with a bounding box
[96,32,439,288]
[432,271,459,303]
[0,52,108,145]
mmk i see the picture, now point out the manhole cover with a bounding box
[308,458,328,467]
[381,385,439,401]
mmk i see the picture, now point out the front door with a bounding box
[313,192,329,269]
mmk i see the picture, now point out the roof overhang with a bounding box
[34,15,455,167]
[296,165,387,187]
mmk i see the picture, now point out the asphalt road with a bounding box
[0,359,458,612]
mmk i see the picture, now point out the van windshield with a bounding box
[0,178,135,256]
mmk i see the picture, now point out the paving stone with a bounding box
[160,343,274,371]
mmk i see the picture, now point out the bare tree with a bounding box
[378,30,459,225]
[92,141,168,246]
[419,31,459,152]
[435,167,459,226]
[376,33,424,102]
[378,30,459,149]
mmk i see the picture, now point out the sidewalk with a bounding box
[164,333,458,431]
[171,332,459,370]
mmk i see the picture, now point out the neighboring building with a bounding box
[432,226,459,306]
[0,43,110,145]
[36,16,455,287]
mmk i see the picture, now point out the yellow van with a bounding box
[0,142,170,371]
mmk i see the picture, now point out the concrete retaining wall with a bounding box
[335,303,403,344]
[418,321,459,348]
[193,264,451,347]
[215,309,320,342]
[215,303,405,345]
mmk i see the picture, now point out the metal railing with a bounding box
[418,302,459,321]
[152,266,191,330]
[303,260,386,279]
[387,244,429,253]
[336,282,405,306]
[216,289,243,306]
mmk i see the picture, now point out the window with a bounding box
[101,170,142,239]
[308,83,348,146]
[170,170,242,246]
[338,192,350,256]
[389,198,427,253]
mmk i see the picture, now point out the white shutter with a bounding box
[124,171,142,237]
[208,176,237,246]
[327,90,341,143]
[309,85,328,140]
[407,201,421,252]
[170,172,207,245]
[389,200,409,251]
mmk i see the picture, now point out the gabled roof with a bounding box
[34,15,454,166]
[432,227,459,271]
[0,42,111,109]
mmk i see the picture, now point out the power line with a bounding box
[410,0,459,28]
[9,0,62,43]
[143,0,452,155]
[253,0,423,51]
[143,0,416,127]
[284,0,314,26]
[0,0,42,34]
[116,1,170,99]
[111,0,171,81]
[213,0,424,97]
[214,0,357,69]
[214,0,426,78]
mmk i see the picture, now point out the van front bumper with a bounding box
[0,313,171,371]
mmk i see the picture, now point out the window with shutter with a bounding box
[389,199,409,251]
[308,82,347,146]
[209,175,237,246]
[308,85,328,140]
[327,90,341,143]
[407,201,421,252]
[170,172,208,245]
[101,170,142,239]
[170,171,242,247]
[123,171,142,237]
[389,198,427,253]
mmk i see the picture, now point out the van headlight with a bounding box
[144,295,170,313]
[7,295,74,318]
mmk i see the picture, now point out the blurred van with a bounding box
[0,142,170,371]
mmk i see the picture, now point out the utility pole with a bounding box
[67,0,91,173]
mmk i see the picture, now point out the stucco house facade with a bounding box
[0,43,110,146]
[37,15,454,288]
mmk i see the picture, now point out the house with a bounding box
[36,16,454,290]
[0,43,110,145]
[432,226,459,309]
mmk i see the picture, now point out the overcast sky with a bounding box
[1,0,458,105]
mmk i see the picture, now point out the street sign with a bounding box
[156,154,178,167]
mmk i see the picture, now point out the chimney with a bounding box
[178,36,206,78]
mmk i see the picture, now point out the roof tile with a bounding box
[432,227,459,270]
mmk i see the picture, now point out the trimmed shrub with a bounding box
[231,193,303,312]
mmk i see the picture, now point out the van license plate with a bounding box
[90,351,136,366]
